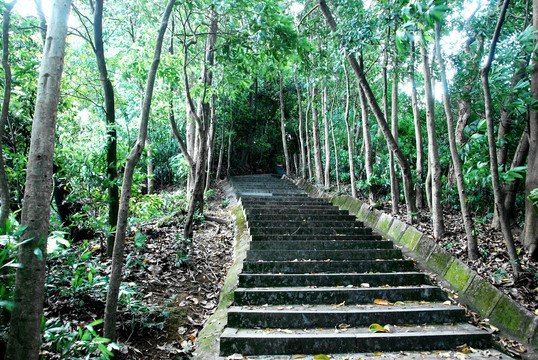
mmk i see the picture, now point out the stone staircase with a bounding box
[219,175,492,356]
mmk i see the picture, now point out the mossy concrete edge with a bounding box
[293,181,537,348]
[194,197,250,359]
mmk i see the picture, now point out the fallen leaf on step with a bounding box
[291,356,306,359]
[333,301,346,307]
[443,300,452,305]
[369,323,388,333]
[313,355,330,360]
[373,352,382,355]
[360,283,370,288]
[394,301,405,305]
[280,329,293,334]
[374,299,391,306]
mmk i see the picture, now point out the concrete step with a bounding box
[238,272,427,287]
[250,234,383,241]
[242,259,415,274]
[226,303,467,328]
[241,198,327,204]
[245,249,402,261]
[219,323,492,356]
[245,213,358,222]
[246,219,364,228]
[245,208,350,216]
[248,239,393,251]
[233,285,445,306]
[249,227,373,237]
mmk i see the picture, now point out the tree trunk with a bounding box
[305,100,313,179]
[480,0,522,275]
[419,30,444,238]
[34,0,47,43]
[318,0,416,221]
[0,1,17,230]
[311,86,323,183]
[6,1,71,358]
[504,125,529,218]
[279,74,291,175]
[205,96,217,192]
[294,75,307,180]
[359,85,375,203]
[146,140,154,194]
[343,64,357,198]
[435,22,478,259]
[216,121,225,181]
[525,0,538,261]
[93,0,119,256]
[323,87,331,187]
[226,123,233,177]
[410,41,425,210]
[390,55,400,214]
[329,95,340,191]
[103,0,174,341]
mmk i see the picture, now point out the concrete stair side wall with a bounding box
[294,178,538,348]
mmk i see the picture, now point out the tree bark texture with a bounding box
[343,64,357,198]
[311,86,323,183]
[318,0,417,221]
[216,121,225,181]
[435,22,478,259]
[294,75,307,180]
[525,0,538,260]
[359,85,375,203]
[390,55,400,214]
[410,41,425,210]
[94,0,120,256]
[279,74,291,175]
[480,0,522,275]
[0,1,17,230]
[6,1,71,358]
[323,87,331,187]
[419,30,444,239]
[103,0,175,340]
[305,100,313,179]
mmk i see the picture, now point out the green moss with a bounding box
[357,204,370,221]
[413,236,436,261]
[464,276,502,316]
[195,205,250,358]
[489,295,535,341]
[387,219,408,242]
[365,208,381,227]
[375,213,394,237]
[444,259,474,292]
[400,227,422,251]
[348,198,362,215]
[331,196,347,208]
[425,245,453,276]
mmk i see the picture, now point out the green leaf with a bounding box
[34,248,43,262]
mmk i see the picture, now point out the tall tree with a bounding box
[279,74,291,175]
[311,85,323,182]
[390,54,400,214]
[6,0,71,358]
[419,30,444,239]
[435,21,478,259]
[93,0,120,257]
[322,87,330,187]
[480,0,522,276]
[318,0,417,221]
[294,75,307,179]
[525,0,538,260]
[343,64,356,198]
[103,0,175,340]
[0,0,18,229]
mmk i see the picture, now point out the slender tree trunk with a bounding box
[94,0,119,256]
[419,30,444,238]
[525,0,538,261]
[216,121,225,181]
[205,96,217,192]
[330,97,340,191]
[343,64,356,198]
[295,75,307,179]
[504,125,529,218]
[311,86,323,183]
[305,100,313,179]
[318,0,416,221]
[410,41,425,210]
[359,85,375,204]
[103,0,174,341]
[146,140,154,194]
[480,0,522,276]
[390,55,400,214]
[34,0,47,43]
[6,1,71,358]
[226,123,233,177]
[323,87,331,187]
[436,22,478,259]
[279,74,291,175]
[0,1,17,229]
